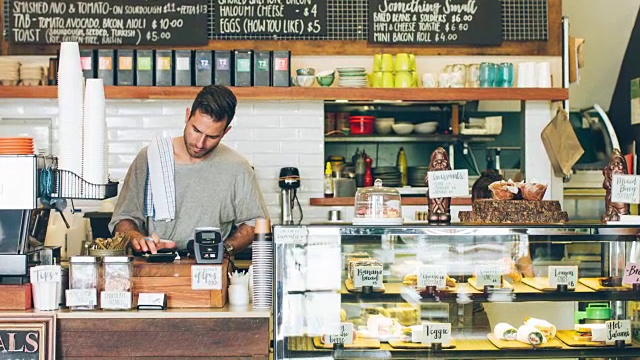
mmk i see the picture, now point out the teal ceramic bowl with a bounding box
[316,71,335,87]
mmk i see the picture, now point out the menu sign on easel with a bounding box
[422,323,451,345]
[605,320,631,344]
[9,0,208,45]
[623,263,640,284]
[214,0,326,36]
[427,169,469,198]
[418,265,447,288]
[368,0,502,45]
[353,265,383,288]
[549,266,578,290]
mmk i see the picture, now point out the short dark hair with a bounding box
[471,169,503,201]
[189,85,237,128]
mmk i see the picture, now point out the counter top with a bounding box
[8,306,270,319]
[310,197,473,206]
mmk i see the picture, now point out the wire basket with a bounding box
[51,169,119,200]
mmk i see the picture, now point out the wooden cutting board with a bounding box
[556,330,635,347]
[345,278,385,293]
[388,338,456,349]
[579,278,631,292]
[312,337,380,349]
[487,333,563,349]
[521,277,574,292]
[468,278,513,291]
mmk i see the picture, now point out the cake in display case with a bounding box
[353,179,402,225]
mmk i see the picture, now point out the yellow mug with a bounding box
[373,54,383,71]
[371,72,384,88]
[395,53,410,72]
[382,72,394,88]
[395,71,412,88]
[409,54,416,71]
[411,71,418,87]
[381,53,394,72]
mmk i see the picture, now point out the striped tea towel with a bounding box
[145,137,176,221]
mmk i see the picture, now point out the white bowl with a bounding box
[375,117,395,135]
[414,121,438,134]
[392,123,414,135]
[295,75,315,87]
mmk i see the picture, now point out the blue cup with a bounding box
[479,62,497,87]
[496,63,515,87]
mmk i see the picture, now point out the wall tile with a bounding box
[106,117,143,128]
[297,128,324,140]
[252,101,299,114]
[280,115,322,128]
[256,128,297,140]
[280,141,323,154]
[234,115,280,128]
[254,153,299,167]
[142,116,184,129]
[236,141,280,154]
[108,142,145,154]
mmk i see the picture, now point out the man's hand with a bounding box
[131,233,177,254]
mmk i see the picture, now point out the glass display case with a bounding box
[273,224,640,359]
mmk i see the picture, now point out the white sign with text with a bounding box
[611,174,640,204]
[605,320,632,344]
[65,289,97,307]
[476,265,502,287]
[428,170,469,198]
[623,262,640,285]
[274,226,307,245]
[422,323,451,345]
[101,291,132,309]
[418,265,447,289]
[353,265,383,288]
[31,265,61,283]
[324,323,354,345]
[549,266,578,289]
[191,265,222,290]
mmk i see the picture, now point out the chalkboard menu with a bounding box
[214,0,326,36]
[368,0,502,45]
[9,0,208,46]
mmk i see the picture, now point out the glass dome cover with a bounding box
[353,179,403,225]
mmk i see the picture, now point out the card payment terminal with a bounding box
[193,227,223,264]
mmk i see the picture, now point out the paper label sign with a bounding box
[428,170,469,198]
[605,320,632,344]
[66,289,97,307]
[623,263,640,285]
[611,174,640,204]
[324,323,354,345]
[353,266,383,288]
[274,226,307,245]
[192,265,222,290]
[138,293,166,307]
[31,266,61,283]
[418,265,447,289]
[101,291,132,309]
[549,266,578,289]
[476,265,502,287]
[422,323,451,345]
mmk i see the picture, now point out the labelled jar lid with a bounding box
[70,256,97,263]
[103,256,133,263]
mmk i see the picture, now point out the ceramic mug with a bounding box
[371,71,384,88]
[382,72,394,88]
[422,73,437,88]
[373,53,383,71]
[381,53,394,72]
[438,72,451,88]
[395,53,410,72]
[409,53,416,71]
[411,71,418,87]
[395,71,412,88]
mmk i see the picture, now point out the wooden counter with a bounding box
[310,197,473,206]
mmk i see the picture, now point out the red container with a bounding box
[349,116,374,135]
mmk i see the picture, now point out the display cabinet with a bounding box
[273,224,640,359]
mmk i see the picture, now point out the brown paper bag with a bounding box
[541,108,585,176]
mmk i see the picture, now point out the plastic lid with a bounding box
[103,256,133,263]
[70,256,97,263]
[355,179,401,197]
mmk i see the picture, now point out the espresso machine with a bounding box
[0,155,59,284]
[278,167,303,225]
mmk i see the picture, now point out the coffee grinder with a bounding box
[278,167,303,225]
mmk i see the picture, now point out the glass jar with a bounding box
[69,256,98,310]
[353,179,402,225]
[102,256,133,310]
[450,64,467,88]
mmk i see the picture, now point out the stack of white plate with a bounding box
[251,240,273,310]
[57,42,85,178]
[20,64,46,86]
[82,79,108,198]
[337,67,368,88]
[0,60,21,85]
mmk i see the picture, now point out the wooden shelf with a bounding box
[325,134,495,143]
[0,86,568,101]
[310,197,472,206]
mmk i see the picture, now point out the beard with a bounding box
[183,136,216,159]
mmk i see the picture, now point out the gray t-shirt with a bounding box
[108,143,268,249]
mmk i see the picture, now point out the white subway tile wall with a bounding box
[0,98,328,224]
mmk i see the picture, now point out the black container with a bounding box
[173,50,193,86]
[83,212,113,239]
[271,50,291,87]
[155,50,173,86]
[233,49,253,87]
[214,50,232,86]
[135,50,154,86]
[194,50,213,86]
[253,51,271,86]
[116,49,134,86]
[79,49,96,79]
[97,49,115,86]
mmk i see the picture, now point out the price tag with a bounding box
[101,291,132,309]
[30,265,62,283]
[138,293,166,307]
[353,265,383,288]
[65,289,97,307]
[418,265,447,289]
[191,265,222,290]
[427,170,469,198]
[623,263,640,285]
[476,265,502,288]
[323,323,354,345]
[422,323,451,345]
[611,175,640,204]
[605,320,632,344]
[274,226,307,245]
[549,266,578,289]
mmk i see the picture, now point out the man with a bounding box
[109,85,268,254]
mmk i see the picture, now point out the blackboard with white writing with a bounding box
[9,0,208,46]
[368,0,502,45]
[214,0,326,36]
[0,328,41,360]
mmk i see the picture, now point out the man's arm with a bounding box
[223,223,254,254]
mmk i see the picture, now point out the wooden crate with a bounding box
[132,258,228,308]
[0,284,32,310]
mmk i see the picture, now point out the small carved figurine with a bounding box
[425,147,451,223]
[602,149,630,222]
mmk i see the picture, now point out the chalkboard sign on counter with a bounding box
[368,0,502,45]
[214,0,326,37]
[9,0,208,46]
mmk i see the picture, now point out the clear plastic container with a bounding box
[353,179,403,225]
[102,256,133,310]
[69,256,98,310]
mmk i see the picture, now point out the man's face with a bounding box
[183,109,231,159]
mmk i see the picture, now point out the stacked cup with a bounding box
[251,218,273,310]
[30,265,62,311]
[57,42,85,177]
[82,79,108,198]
